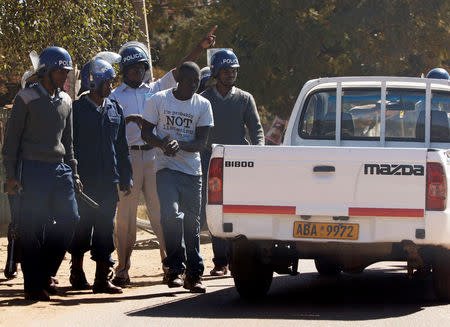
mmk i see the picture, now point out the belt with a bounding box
[130,144,153,151]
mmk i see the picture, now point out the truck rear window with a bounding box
[298,88,450,143]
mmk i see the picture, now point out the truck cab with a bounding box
[206,77,450,301]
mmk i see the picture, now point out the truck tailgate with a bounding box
[222,146,427,217]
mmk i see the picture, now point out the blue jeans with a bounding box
[200,151,231,267]
[19,159,79,292]
[68,183,118,264]
[156,168,204,277]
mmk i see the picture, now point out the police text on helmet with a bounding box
[58,60,72,66]
[221,58,238,64]
[123,53,144,62]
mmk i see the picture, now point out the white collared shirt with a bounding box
[110,71,176,145]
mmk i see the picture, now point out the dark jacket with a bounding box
[73,95,132,190]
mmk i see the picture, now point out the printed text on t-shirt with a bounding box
[163,110,194,135]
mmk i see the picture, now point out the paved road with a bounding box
[17,260,449,327]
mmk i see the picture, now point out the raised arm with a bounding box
[172,25,217,81]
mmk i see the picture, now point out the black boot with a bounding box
[92,262,122,294]
[70,256,91,290]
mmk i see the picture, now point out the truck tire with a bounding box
[314,258,342,276]
[433,250,450,302]
[231,239,273,299]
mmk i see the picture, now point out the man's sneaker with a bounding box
[183,275,206,293]
[210,265,228,276]
[167,274,184,288]
[111,276,130,288]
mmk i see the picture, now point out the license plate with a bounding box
[293,221,359,240]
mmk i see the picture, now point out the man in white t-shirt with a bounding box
[130,62,213,293]
[110,26,217,287]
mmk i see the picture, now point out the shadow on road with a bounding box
[127,269,442,321]
[0,286,191,307]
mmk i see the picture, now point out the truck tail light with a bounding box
[426,162,447,211]
[208,158,223,204]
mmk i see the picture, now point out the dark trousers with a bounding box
[200,151,231,266]
[68,184,118,265]
[19,160,79,292]
[157,168,204,277]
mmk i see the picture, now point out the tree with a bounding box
[145,0,209,68]
[0,0,143,104]
[158,0,450,119]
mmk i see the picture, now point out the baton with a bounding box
[77,191,100,209]
[4,160,23,278]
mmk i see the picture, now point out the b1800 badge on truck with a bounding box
[225,161,254,168]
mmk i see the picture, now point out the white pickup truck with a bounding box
[206,76,450,301]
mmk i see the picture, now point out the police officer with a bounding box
[68,55,132,294]
[200,50,264,276]
[110,26,217,287]
[2,46,82,301]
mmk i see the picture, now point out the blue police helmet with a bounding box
[426,68,450,80]
[80,58,116,93]
[118,46,150,73]
[200,66,211,85]
[210,49,239,77]
[37,46,73,75]
[79,63,90,94]
[197,67,211,93]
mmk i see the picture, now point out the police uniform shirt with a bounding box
[2,83,77,180]
[73,95,132,188]
[201,86,265,149]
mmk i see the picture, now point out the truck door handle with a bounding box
[313,165,335,173]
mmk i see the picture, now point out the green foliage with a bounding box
[1,0,449,120]
[0,0,143,75]
[158,0,450,118]
[145,0,210,66]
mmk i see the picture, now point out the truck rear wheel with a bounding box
[231,239,273,299]
[314,258,342,276]
[433,250,450,302]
